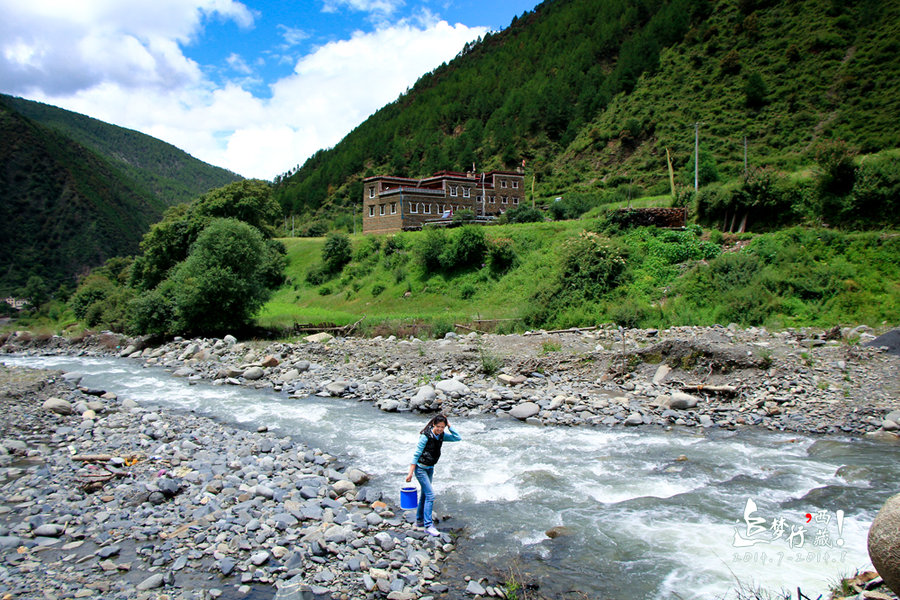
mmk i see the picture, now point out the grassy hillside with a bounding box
[0,95,241,294]
[272,0,900,227]
[256,223,900,334]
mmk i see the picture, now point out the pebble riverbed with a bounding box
[1,324,898,600]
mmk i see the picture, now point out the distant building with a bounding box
[3,297,27,310]
[363,170,526,234]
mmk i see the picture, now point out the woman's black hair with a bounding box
[420,414,448,435]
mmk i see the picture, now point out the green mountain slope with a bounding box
[0,96,241,294]
[273,0,900,220]
[1,94,241,207]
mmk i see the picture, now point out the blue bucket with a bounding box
[400,486,418,510]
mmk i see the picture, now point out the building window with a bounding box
[502,196,508,204]
[380,204,385,216]
[489,195,495,204]
[368,205,375,217]
[410,203,418,213]
[513,197,519,205]
[512,181,519,189]
[463,187,470,198]
[476,195,482,203]
[390,202,397,214]
[450,186,457,197]
[369,187,375,198]
[501,180,508,188]
[424,203,431,214]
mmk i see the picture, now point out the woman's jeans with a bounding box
[414,465,435,527]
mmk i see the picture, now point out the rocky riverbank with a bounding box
[1,324,899,599]
[5,324,898,439]
[0,364,476,600]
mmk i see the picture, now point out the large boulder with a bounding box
[42,398,73,415]
[509,402,540,421]
[869,493,900,596]
[435,379,470,396]
[667,392,699,410]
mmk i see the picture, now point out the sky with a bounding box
[0,0,538,180]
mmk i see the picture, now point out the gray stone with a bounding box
[883,420,900,432]
[219,557,236,576]
[223,335,237,345]
[667,392,699,410]
[42,398,73,415]
[250,551,270,566]
[325,382,349,396]
[380,400,401,412]
[243,367,265,381]
[0,535,22,549]
[305,332,334,344]
[345,468,369,485]
[466,580,487,596]
[410,385,436,408]
[374,532,395,551]
[624,413,643,426]
[435,379,470,396]
[173,367,194,377]
[333,480,356,496]
[652,364,672,384]
[509,402,540,420]
[32,524,64,537]
[136,573,165,591]
[869,492,900,596]
[295,360,311,372]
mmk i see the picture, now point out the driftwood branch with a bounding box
[523,326,598,336]
[455,324,489,334]
[680,384,739,396]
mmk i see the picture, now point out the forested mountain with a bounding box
[0,95,241,294]
[274,0,900,221]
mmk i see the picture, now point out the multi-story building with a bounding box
[362,169,526,234]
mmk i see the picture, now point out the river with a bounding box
[3,354,896,600]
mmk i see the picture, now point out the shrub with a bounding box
[503,205,544,224]
[488,238,517,272]
[459,284,476,299]
[416,228,447,273]
[744,72,768,108]
[305,263,329,286]
[322,233,352,274]
[453,209,476,223]
[440,226,487,270]
[318,285,332,296]
[371,283,386,297]
[127,280,177,336]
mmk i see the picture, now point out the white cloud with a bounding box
[322,0,405,16]
[0,0,254,95]
[0,0,487,180]
[278,25,310,49]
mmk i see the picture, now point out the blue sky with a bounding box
[0,0,539,179]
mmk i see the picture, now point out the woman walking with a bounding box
[406,414,461,536]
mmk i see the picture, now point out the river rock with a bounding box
[261,355,280,368]
[42,397,73,415]
[223,334,237,345]
[652,364,672,384]
[410,385,436,408]
[33,524,64,537]
[667,392,699,410]
[509,402,540,420]
[137,573,165,591]
[436,379,470,396]
[305,332,334,344]
[624,412,643,426]
[498,374,526,385]
[465,580,486,596]
[868,493,900,596]
[345,468,369,485]
[333,480,356,496]
[243,367,265,380]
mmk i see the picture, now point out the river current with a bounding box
[3,354,897,599]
